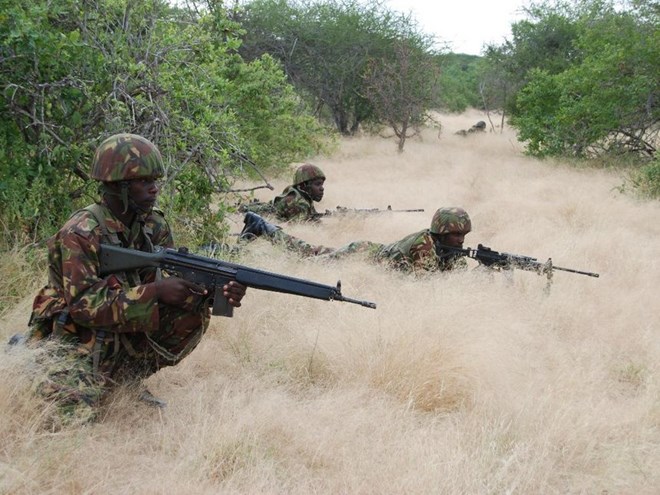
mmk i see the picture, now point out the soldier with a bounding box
[470,121,487,133]
[455,120,487,136]
[240,207,472,273]
[25,133,247,422]
[240,163,326,222]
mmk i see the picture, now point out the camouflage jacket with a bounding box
[29,202,173,342]
[272,185,318,222]
[240,186,317,222]
[375,229,468,273]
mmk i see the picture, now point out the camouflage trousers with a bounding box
[242,201,275,215]
[319,240,385,260]
[33,303,209,422]
[269,230,334,257]
[270,230,384,260]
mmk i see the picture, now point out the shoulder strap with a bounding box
[83,204,122,246]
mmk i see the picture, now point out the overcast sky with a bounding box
[381,0,530,55]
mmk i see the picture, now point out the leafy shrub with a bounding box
[629,154,660,199]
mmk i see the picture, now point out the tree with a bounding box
[363,38,440,151]
[480,1,583,118]
[511,1,659,158]
[477,46,515,131]
[237,0,435,136]
[434,53,482,113]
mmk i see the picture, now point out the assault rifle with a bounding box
[438,243,599,283]
[314,205,424,219]
[99,245,377,317]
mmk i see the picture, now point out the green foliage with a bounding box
[435,54,482,112]
[510,68,565,156]
[480,1,583,119]
[507,3,582,77]
[225,54,328,167]
[0,0,328,249]
[0,0,99,243]
[628,153,660,199]
[238,0,439,136]
[486,0,658,171]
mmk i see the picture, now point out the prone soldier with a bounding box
[239,207,473,274]
[240,163,326,222]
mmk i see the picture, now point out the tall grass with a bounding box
[1,110,658,494]
[0,244,47,317]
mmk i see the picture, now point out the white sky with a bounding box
[382,0,530,55]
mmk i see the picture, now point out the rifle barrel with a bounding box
[337,295,378,309]
[551,265,600,277]
[334,206,424,214]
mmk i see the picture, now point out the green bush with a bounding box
[0,0,329,250]
[630,155,660,199]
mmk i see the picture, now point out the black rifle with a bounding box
[437,243,599,280]
[99,245,377,317]
[314,205,424,218]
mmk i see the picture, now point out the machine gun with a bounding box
[99,245,377,317]
[438,243,599,288]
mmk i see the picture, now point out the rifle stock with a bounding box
[99,245,377,317]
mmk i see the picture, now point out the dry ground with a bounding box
[1,110,659,494]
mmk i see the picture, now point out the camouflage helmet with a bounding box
[293,163,325,186]
[430,207,472,235]
[90,133,164,182]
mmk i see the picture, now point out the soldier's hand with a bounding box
[155,277,207,308]
[223,281,247,307]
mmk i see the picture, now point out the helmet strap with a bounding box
[433,238,464,266]
[120,183,130,214]
[297,182,312,200]
[100,182,136,215]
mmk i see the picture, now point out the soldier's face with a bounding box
[128,178,160,212]
[437,231,466,248]
[301,178,325,202]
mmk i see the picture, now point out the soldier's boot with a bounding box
[138,388,167,409]
[240,212,280,241]
[6,333,27,347]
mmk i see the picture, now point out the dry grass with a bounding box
[0,245,47,317]
[1,110,659,494]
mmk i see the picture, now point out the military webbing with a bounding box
[52,309,70,337]
[85,204,202,365]
[144,330,204,365]
[83,204,126,371]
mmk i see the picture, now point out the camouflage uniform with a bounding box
[240,200,276,216]
[269,229,335,258]
[27,134,209,419]
[242,164,325,222]
[269,207,472,273]
[272,185,318,221]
